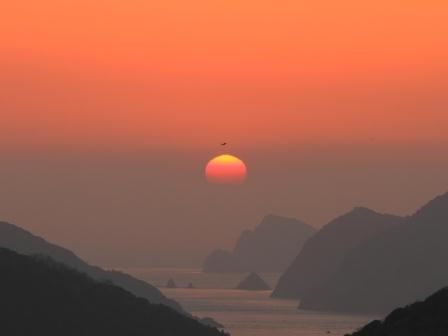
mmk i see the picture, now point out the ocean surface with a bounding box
[123,267,377,336]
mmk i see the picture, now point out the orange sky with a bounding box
[2,1,448,267]
[1,0,448,151]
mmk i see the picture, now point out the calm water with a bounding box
[123,268,376,336]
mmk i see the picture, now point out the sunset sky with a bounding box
[1,1,448,266]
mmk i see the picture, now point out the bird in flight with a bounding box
[221,142,227,146]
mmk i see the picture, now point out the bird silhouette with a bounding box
[221,142,227,146]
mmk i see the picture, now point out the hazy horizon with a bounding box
[2,144,447,268]
[2,0,448,268]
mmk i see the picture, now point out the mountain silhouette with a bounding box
[0,221,183,311]
[347,287,448,336]
[236,272,271,291]
[300,192,448,313]
[272,207,402,299]
[203,214,316,273]
[0,247,226,336]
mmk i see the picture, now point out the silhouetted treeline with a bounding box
[0,248,227,336]
[0,220,184,313]
[348,287,448,336]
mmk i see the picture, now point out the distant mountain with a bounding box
[272,207,402,299]
[0,221,183,312]
[347,287,448,336]
[203,214,316,273]
[236,272,271,291]
[0,247,226,336]
[301,192,448,313]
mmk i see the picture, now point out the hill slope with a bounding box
[301,192,448,313]
[203,214,316,273]
[0,247,225,336]
[273,208,402,298]
[0,221,183,312]
[348,287,448,336]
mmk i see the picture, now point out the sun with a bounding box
[205,154,247,184]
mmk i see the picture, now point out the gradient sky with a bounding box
[1,1,448,267]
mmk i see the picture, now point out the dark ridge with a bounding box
[0,221,183,312]
[300,191,448,313]
[347,287,448,336]
[0,247,226,336]
[272,207,401,299]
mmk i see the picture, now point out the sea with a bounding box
[122,267,377,336]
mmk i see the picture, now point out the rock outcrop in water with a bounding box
[203,214,316,273]
[166,278,177,288]
[301,192,448,313]
[236,272,271,291]
[0,247,226,336]
[272,208,401,299]
[347,287,448,336]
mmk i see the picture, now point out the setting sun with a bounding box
[205,154,247,184]
[2,1,448,335]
